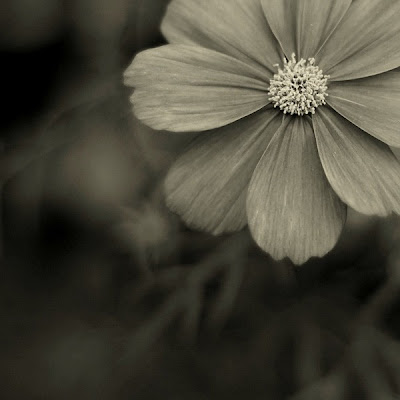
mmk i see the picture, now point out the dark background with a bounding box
[1,1,400,399]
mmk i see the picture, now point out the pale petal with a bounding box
[124,45,270,132]
[161,0,281,74]
[317,0,400,80]
[165,108,282,235]
[327,70,400,147]
[261,0,351,60]
[313,107,400,216]
[247,117,346,264]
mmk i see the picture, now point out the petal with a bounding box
[124,45,270,132]
[327,70,400,147]
[247,117,346,264]
[161,0,282,74]
[316,0,400,80]
[165,108,282,235]
[313,107,400,216]
[261,0,351,60]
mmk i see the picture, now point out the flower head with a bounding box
[268,54,329,116]
[124,0,400,264]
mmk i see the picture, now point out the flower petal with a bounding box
[313,107,400,216]
[261,0,351,59]
[247,117,346,264]
[316,0,400,80]
[124,45,270,132]
[161,0,281,74]
[165,108,282,235]
[326,70,400,147]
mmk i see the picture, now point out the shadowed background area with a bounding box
[1,1,400,399]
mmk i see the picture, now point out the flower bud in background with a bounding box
[113,187,181,271]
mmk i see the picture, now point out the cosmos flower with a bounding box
[124,0,400,264]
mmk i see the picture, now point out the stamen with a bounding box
[268,54,329,116]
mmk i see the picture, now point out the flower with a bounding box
[124,0,400,264]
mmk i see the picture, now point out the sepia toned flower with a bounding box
[124,0,400,264]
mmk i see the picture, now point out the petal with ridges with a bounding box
[247,116,346,264]
[261,0,351,60]
[327,70,400,147]
[317,0,400,80]
[313,107,400,216]
[165,108,282,235]
[124,45,270,132]
[161,0,281,74]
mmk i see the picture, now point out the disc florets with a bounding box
[268,54,329,116]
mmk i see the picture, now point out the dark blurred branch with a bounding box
[354,218,400,327]
[207,256,245,335]
[291,252,400,400]
[358,275,400,326]
[119,230,251,366]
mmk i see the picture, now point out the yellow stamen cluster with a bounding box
[268,54,329,116]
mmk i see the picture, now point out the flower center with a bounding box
[268,54,329,116]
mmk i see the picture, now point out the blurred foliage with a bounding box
[1,1,400,399]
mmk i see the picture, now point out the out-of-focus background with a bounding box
[1,1,400,399]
